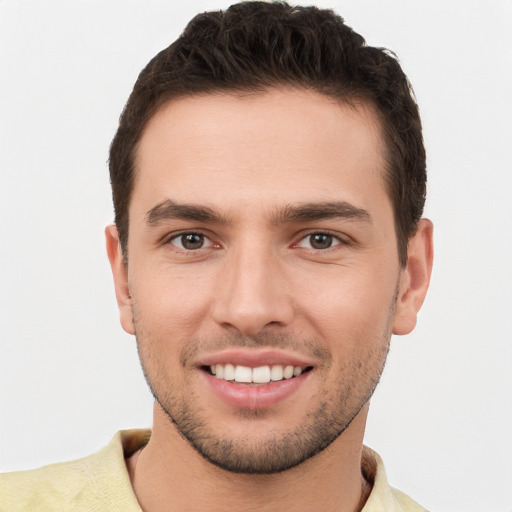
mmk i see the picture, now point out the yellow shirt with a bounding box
[0,430,428,511]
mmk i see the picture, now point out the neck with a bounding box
[128,404,371,512]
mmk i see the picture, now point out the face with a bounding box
[108,88,428,474]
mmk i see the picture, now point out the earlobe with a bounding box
[393,218,434,335]
[105,225,135,335]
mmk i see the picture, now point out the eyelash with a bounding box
[164,230,346,253]
[294,230,345,251]
[166,231,217,252]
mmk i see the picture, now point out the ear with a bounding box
[393,218,434,335]
[105,225,135,335]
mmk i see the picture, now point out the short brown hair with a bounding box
[109,1,426,266]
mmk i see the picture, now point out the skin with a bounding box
[106,88,433,512]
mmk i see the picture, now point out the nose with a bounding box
[211,244,294,336]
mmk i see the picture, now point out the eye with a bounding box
[297,232,341,250]
[169,232,213,251]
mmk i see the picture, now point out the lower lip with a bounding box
[201,370,310,409]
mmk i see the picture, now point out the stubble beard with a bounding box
[133,302,395,475]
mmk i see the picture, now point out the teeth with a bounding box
[234,365,252,383]
[283,365,294,379]
[224,363,235,381]
[252,366,271,383]
[210,364,305,383]
[270,365,283,381]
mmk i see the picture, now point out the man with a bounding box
[0,1,433,510]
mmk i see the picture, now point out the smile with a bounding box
[198,350,316,407]
[208,364,310,384]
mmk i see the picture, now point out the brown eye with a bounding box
[297,232,341,250]
[171,232,207,250]
[309,233,334,249]
[182,233,204,249]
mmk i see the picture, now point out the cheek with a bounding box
[293,264,397,338]
[130,263,216,338]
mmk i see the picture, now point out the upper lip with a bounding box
[197,349,316,369]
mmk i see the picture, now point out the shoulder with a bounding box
[0,430,149,512]
[0,455,97,512]
[390,487,430,512]
[362,445,430,512]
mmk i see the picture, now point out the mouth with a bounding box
[202,364,313,385]
[197,350,316,408]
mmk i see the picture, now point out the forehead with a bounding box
[132,88,389,216]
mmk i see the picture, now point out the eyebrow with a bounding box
[146,199,230,226]
[145,199,371,226]
[271,201,372,225]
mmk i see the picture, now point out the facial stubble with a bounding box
[132,291,395,475]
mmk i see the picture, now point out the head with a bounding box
[109,0,426,267]
[106,1,433,475]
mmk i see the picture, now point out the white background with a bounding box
[1,1,511,511]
